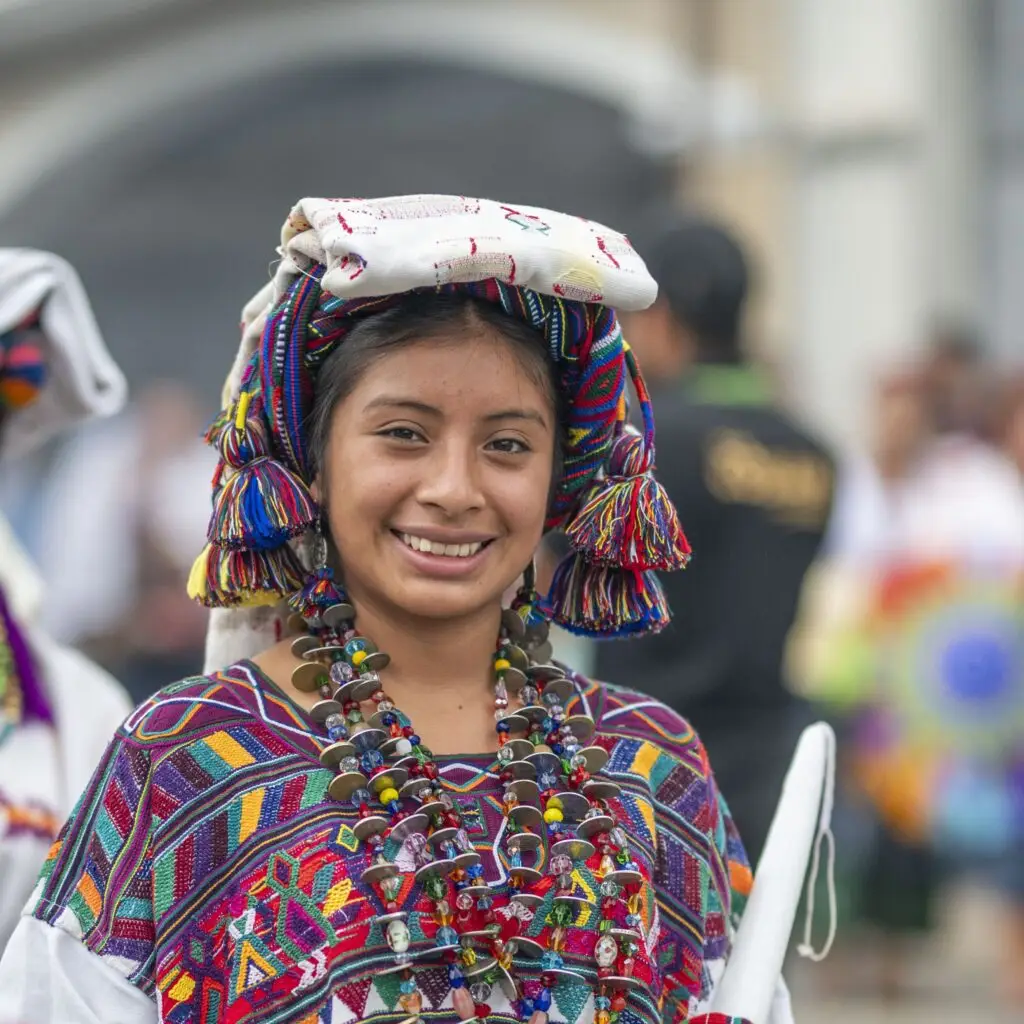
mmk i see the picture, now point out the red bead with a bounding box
[387,901,398,913]
[500,770,514,783]
[424,763,438,780]
[474,1003,490,1018]
[611,994,627,1012]
[597,966,613,978]
[403,725,415,737]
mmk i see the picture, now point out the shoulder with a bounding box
[566,672,713,798]
[118,660,291,754]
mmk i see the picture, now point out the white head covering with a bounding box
[203,194,658,672]
[0,248,127,459]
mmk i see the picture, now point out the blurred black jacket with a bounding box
[595,364,835,856]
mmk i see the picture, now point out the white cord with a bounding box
[796,725,837,962]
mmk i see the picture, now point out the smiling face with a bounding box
[312,305,558,626]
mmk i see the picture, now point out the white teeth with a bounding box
[400,533,484,558]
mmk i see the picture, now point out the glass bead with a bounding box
[626,913,642,928]
[497,745,514,763]
[494,709,512,723]
[438,793,454,810]
[339,756,360,773]
[329,661,355,685]
[570,753,588,770]
[600,880,621,899]
[327,724,349,741]
[550,903,574,928]
[557,872,573,891]
[621,956,636,977]
[386,919,410,953]
[521,686,539,705]
[380,875,402,902]
[361,749,384,771]
[549,854,572,875]
[436,925,459,946]
[469,982,492,1003]
[424,876,448,901]
[448,963,465,985]
[394,738,413,756]
[377,699,395,712]
[324,713,345,731]
[351,788,372,808]
[455,891,474,911]
[346,708,364,724]
[494,679,508,702]
[595,996,611,1010]
[594,935,618,968]
[399,978,417,995]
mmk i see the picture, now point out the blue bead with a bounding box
[400,979,417,994]
[536,987,553,1011]
[542,716,555,732]
[381,713,396,726]
[496,722,510,734]
[327,725,348,741]
[436,925,459,946]
[408,734,421,745]
[595,996,611,1010]
[626,913,641,927]
[520,998,535,1015]
[551,743,564,755]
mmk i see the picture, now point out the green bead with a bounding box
[615,850,629,865]
[598,919,612,934]
[424,876,447,900]
[550,903,574,928]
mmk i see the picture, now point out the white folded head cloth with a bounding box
[0,248,127,460]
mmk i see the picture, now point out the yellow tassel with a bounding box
[234,390,252,431]
[187,545,211,601]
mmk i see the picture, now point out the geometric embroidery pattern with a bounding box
[30,664,754,1024]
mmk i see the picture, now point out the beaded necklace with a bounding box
[287,582,647,1024]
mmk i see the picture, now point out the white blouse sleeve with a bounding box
[0,917,156,1024]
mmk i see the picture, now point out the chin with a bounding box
[385,580,504,623]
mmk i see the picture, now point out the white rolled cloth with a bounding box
[0,248,127,459]
[710,721,837,1022]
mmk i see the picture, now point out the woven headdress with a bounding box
[193,196,691,669]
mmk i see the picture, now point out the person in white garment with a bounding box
[0,249,132,950]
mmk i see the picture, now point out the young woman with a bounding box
[0,198,792,1024]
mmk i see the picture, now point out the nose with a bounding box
[415,438,485,517]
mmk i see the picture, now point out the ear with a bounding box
[309,476,322,505]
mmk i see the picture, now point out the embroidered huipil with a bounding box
[3,663,784,1024]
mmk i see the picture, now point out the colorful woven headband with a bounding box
[190,195,691,638]
[0,312,46,412]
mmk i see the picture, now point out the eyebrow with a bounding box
[365,396,549,427]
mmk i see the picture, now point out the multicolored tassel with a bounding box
[540,552,670,638]
[0,312,47,410]
[565,429,691,571]
[207,457,317,550]
[288,565,348,620]
[188,542,304,608]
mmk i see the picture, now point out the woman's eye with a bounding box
[380,426,424,442]
[488,437,530,454]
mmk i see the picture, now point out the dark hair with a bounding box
[306,293,567,483]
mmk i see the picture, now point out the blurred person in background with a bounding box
[798,361,1024,1002]
[33,381,217,704]
[0,249,131,949]
[596,215,835,866]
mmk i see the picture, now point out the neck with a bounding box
[256,587,505,756]
[347,589,501,711]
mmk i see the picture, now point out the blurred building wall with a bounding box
[0,0,1004,451]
